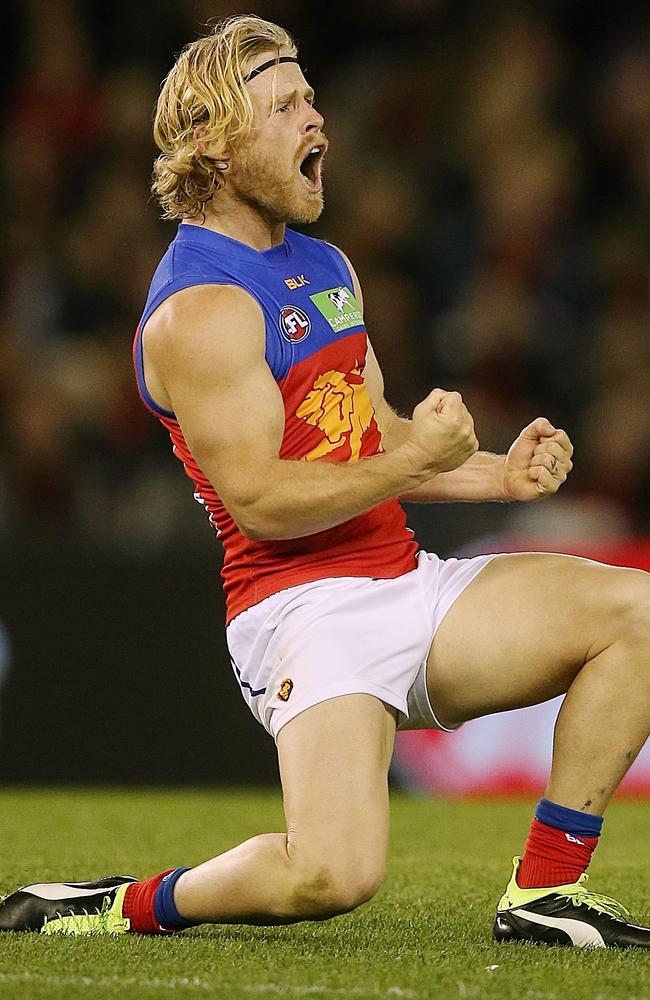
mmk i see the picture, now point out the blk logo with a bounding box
[280,305,311,343]
[284,274,310,290]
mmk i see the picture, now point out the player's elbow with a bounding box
[235,513,271,541]
[216,477,269,540]
[228,500,266,541]
[235,506,305,542]
[220,474,301,541]
[235,511,296,542]
[228,495,282,541]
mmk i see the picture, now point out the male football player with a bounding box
[2,16,649,948]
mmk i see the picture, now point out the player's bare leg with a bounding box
[425,552,650,947]
[0,694,396,933]
[426,554,650,810]
[173,694,395,924]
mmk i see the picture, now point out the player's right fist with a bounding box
[406,388,479,474]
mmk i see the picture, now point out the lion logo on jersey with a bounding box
[296,367,375,462]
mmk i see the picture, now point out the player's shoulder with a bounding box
[144,283,264,363]
[324,240,356,279]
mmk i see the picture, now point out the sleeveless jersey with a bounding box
[133,223,418,623]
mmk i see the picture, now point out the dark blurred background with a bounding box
[1,0,648,785]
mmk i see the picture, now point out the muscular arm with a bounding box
[142,285,475,541]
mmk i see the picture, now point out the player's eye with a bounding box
[275,102,291,114]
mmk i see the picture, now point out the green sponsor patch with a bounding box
[309,285,363,333]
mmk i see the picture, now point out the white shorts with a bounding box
[225,550,500,741]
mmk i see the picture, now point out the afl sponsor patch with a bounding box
[309,286,363,333]
[279,305,311,343]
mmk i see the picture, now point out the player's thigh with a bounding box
[426,553,648,728]
[277,693,396,897]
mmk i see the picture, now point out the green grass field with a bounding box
[0,790,648,1000]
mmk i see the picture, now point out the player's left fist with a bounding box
[500,417,574,502]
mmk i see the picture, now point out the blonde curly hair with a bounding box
[152,16,297,220]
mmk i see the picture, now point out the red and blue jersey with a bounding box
[133,223,418,622]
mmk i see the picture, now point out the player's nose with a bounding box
[303,103,324,134]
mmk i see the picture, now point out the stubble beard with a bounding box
[230,144,324,225]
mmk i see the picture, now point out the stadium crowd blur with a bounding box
[2,0,649,554]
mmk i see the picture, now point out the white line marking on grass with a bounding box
[0,973,419,997]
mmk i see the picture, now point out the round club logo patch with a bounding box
[280,305,311,344]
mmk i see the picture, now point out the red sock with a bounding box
[123,870,175,934]
[517,818,599,888]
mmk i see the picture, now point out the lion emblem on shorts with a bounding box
[296,368,374,462]
[278,678,294,702]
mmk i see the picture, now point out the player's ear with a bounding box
[193,124,229,172]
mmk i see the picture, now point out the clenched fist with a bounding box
[500,417,574,502]
[405,389,479,476]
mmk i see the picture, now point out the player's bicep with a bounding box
[148,285,285,519]
[173,355,285,514]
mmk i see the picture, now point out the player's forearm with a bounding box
[401,451,509,503]
[381,414,507,502]
[228,445,435,541]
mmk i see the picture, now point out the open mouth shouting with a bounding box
[298,140,327,193]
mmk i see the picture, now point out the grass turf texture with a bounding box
[0,791,648,999]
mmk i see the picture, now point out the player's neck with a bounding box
[184,198,286,252]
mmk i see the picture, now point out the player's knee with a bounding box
[610,569,650,647]
[289,857,384,919]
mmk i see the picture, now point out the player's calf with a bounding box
[0,848,385,935]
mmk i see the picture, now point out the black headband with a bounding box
[243,56,300,84]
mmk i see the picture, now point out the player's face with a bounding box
[228,53,327,225]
